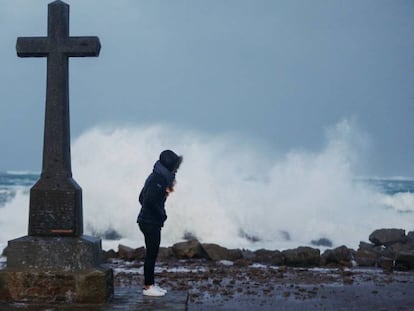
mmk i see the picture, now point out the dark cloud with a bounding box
[1,0,413,176]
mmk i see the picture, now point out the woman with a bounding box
[137,149,183,296]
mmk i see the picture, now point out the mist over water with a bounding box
[1,121,413,252]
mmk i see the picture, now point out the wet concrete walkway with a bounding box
[0,286,188,311]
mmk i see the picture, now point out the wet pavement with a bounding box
[0,287,188,311]
[1,259,414,310]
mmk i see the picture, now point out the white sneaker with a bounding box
[155,284,167,294]
[143,285,165,297]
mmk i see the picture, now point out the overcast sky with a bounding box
[0,0,413,176]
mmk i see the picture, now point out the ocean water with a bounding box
[1,123,413,252]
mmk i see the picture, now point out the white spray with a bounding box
[1,121,413,252]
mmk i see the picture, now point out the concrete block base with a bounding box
[0,267,113,304]
[7,235,102,271]
[0,235,114,304]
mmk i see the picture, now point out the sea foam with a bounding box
[0,121,413,252]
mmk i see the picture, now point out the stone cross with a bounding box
[16,0,100,236]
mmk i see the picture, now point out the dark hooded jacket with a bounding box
[137,151,182,227]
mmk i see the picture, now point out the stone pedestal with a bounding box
[0,236,113,303]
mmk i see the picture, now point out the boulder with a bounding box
[117,245,145,261]
[201,243,242,261]
[102,249,117,262]
[234,258,251,267]
[358,241,377,251]
[241,249,256,261]
[135,247,146,260]
[358,242,395,258]
[322,245,353,266]
[407,231,414,241]
[389,242,414,254]
[172,239,205,259]
[378,256,394,272]
[369,228,406,246]
[118,244,135,261]
[158,247,174,261]
[355,249,378,267]
[254,249,284,266]
[358,241,376,251]
[395,251,414,271]
[358,241,393,257]
[1,247,7,257]
[282,247,320,267]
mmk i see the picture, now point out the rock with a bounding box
[358,241,394,257]
[241,249,256,261]
[158,247,174,261]
[407,231,414,241]
[322,245,353,266]
[378,256,394,272]
[102,249,117,262]
[172,240,205,259]
[201,243,242,261]
[117,245,145,261]
[389,242,414,254]
[135,247,146,260]
[254,249,284,266]
[355,240,398,267]
[234,258,251,267]
[282,247,320,267]
[395,251,414,271]
[355,249,378,267]
[358,241,376,251]
[1,247,7,257]
[369,228,406,246]
[118,244,135,261]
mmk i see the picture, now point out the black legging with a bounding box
[139,223,161,286]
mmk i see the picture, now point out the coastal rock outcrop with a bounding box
[356,228,414,270]
[172,239,205,259]
[395,251,414,270]
[4,227,409,271]
[355,245,381,267]
[158,247,174,261]
[322,245,353,266]
[282,247,320,267]
[369,228,406,246]
[201,243,242,261]
[254,249,284,266]
[118,244,145,261]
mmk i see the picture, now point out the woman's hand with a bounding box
[166,180,176,197]
[166,186,174,197]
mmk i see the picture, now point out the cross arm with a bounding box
[16,37,49,57]
[66,36,101,57]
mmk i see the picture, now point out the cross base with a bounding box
[7,235,102,270]
[0,268,113,304]
[29,177,83,236]
[0,235,113,303]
